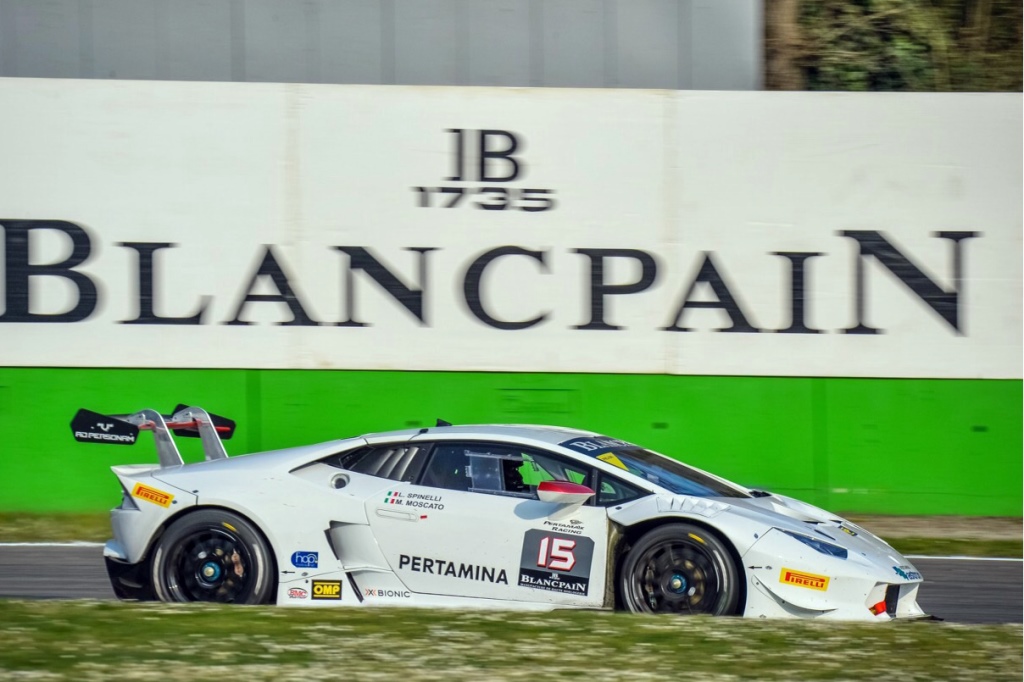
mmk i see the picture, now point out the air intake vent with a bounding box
[885,584,900,617]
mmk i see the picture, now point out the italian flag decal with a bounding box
[385,491,401,504]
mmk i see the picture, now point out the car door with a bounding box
[365,440,610,607]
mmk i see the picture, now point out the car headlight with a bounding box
[781,529,848,560]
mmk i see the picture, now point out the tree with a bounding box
[764,0,1022,91]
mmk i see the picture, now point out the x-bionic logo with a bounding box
[364,588,411,598]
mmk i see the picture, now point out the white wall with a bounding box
[1,79,1020,378]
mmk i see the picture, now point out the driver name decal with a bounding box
[518,529,595,595]
[385,490,445,510]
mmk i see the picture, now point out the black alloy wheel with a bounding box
[151,509,274,604]
[619,523,740,616]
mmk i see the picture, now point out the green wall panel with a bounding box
[822,378,1023,515]
[0,369,253,511]
[0,368,1019,516]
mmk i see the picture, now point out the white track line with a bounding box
[906,554,1023,562]
[0,542,104,547]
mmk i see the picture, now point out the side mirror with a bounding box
[538,480,595,505]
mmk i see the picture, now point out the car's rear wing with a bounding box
[70,405,236,469]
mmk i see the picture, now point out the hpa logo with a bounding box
[290,551,319,569]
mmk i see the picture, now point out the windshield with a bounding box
[559,436,750,499]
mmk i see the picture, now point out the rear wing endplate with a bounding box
[70,405,236,469]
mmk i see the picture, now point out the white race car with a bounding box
[71,406,927,620]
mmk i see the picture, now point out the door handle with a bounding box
[375,508,418,522]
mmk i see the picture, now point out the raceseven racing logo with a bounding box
[131,483,173,508]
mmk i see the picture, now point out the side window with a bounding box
[420,443,593,501]
[420,444,532,497]
[324,445,428,483]
[519,451,591,489]
[419,445,473,492]
[595,472,647,507]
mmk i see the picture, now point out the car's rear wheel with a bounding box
[151,509,274,604]
[619,523,740,616]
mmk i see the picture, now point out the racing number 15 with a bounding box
[537,536,576,571]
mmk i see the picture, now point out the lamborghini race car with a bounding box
[71,406,927,620]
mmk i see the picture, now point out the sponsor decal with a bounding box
[560,437,634,457]
[518,529,595,595]
[290,551,319,569]
[893,565,922,581]
[311,580,342,600]
[287,587,308,599]
[597,452,628,470]
[542,519,585,536]
[398,554,508,585]
[839,525,858,537]
[70,409,139,444]
[384,490,445,510]
[364,588,411,598]
[780,568,830,591]
[6,221,981,343]
[74,430,136,443]
[131,482,173,508]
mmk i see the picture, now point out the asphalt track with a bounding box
[0,545,1020,623]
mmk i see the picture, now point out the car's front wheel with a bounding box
[619,523,740,616]
[151,509,275,604]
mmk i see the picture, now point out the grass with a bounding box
[0,600,1020,681]
[887,537,1022,559]
[1,512,1019,558]
[0,513,112,543]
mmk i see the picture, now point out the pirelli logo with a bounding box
[131,483,174,508]
[780,567,829,591]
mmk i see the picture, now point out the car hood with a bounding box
[713,492,918,577]
[618,489,910,573]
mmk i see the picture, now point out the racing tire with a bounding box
[151,509,275,604]
[619,523,740,616]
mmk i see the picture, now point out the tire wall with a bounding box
[0,80,1020,515]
